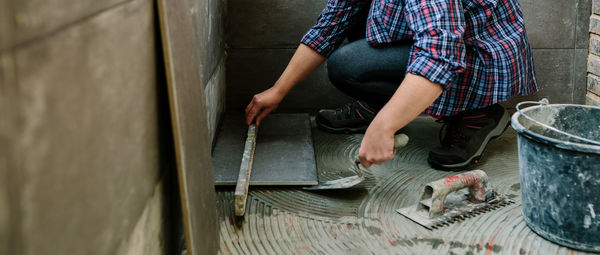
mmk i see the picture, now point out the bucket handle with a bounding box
[516,99,600,146]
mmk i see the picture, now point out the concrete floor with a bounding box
[215,117,593,255]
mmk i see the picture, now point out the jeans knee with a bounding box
[327,47,356,86]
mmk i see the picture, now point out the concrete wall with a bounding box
[196,0,227,144]
[514,0,590,105]
[226,0,591,111]
[0,0,182,254]
[588,0,600,105]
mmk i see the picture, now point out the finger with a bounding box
[371,159,384,165]
[370,153,393,165]
[245,99,255,114]
[371,160,385,165]
[368,157,384,165]
[246,106,259,125]
[381,151,394,163]
[256,106,275,126]
[359,156,372,168]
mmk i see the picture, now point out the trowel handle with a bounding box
[354,134,409,167]
[418,170,488,217]
[394,134,409,149]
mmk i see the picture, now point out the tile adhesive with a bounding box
[215,118,592,254]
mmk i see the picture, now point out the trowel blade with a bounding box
[397,191,515,230]
[302,175,364,190]
[303,134,409,191]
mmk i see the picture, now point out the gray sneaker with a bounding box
[316,99,379,134]
[427,104,510,171]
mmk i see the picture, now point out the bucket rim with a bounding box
[511,103,600,154]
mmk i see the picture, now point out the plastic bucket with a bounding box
[511,99,600,252]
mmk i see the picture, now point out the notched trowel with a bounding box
[304,134,409,190]
[397,170,514,229]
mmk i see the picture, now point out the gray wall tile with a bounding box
[531,49,575,103]
[194,0,226,85]
[226,0,326,49]
[12,0,127,44]
[503,49,575,108]
[226,49,351,111]
[228,48,579,111]
[574,49,588,103]
[13,0,159,253]
[502,49,576,107]
[205,58,226,145]
[576,0,592,49]
[521,0,576,49]
[227,0,589,111]
[226,0,587,50]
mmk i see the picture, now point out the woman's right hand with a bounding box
[245,87,285,126]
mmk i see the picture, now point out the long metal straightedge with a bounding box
[234,124,257,216]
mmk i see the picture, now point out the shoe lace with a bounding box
[437,118,462,148]
[335,99,368,120]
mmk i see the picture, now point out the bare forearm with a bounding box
[273,44,326,95]
[359,74,442,167]
[372,74,443,133]
[245,44,326,125]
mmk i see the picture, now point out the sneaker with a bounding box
[427,104,510,171]
[315,99,378,134]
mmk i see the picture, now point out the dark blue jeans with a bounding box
[327,40,412,108]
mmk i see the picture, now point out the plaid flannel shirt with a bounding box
[301,0,538,117]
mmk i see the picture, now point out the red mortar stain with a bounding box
[388,239,395,246]
[332,159,343,170]
[444,175,461,184]
[486,242,495,255]
[485,206,520,255]
[294,246,310,255]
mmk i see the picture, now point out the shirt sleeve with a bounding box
[403,0,467,88]
[301,0,369,58]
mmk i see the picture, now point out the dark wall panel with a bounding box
[226,49,351,111]
[530,49,576,103]
[226,0,325,49]
[226,0,590,109]
[576,0,592,49]
[520,0,577,49]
